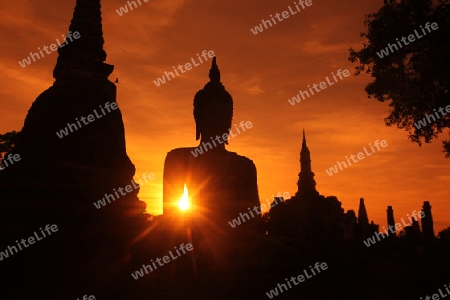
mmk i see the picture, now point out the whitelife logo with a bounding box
[76,296,95,300]
[93,173,155,209]
[55,102,119,139]
[325,140,388,176]
[228,192,290,228]
[265,262,328,298]
[250,0,313,35]
[115,0,149,16]
[18,31,80,68]
[0,153,21,171]
[420,282,450,300]
[414,105,450,130]
[190,121,253,158]
[287,69,350,106]
[153,50,215,87]
[131,243,193,280]
[363,210,425,247]
[376,22,439,59]
[0,224,58,262]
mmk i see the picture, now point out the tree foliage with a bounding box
[0,131,20,160]
[438,226,450,240]
[349,0,450,156]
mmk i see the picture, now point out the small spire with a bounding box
[301,129,310,155]
[302,129,306,146]
[209,57,221,83]
[301,129,309,152]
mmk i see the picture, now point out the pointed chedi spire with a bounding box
[302,128,306,147]
[296,129,319,198]
[53,0,113,80]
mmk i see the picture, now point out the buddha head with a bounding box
[193,57,233,144]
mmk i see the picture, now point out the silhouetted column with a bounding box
[387,206,396,239]
[358,198,369,226]
[421,201,435,240]
[357,198,369,240]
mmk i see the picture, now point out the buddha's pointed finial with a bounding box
[209,57,220,83]
[193,56,233,142]
[53,0,113,80]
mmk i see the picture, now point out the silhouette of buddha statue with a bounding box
[163,57,260,226]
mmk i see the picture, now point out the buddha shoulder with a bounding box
[226,151,257,172]
[165,147,197,161]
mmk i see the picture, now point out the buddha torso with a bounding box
[163,147,259,224]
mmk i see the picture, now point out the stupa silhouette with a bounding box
[0,0,147,297]
[268,130,345,245]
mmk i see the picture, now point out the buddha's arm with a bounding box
[241,160,260,210]
[239,160,263,232]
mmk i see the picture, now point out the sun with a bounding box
[178,184,190,211]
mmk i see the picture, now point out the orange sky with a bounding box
[0,0,449,233]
